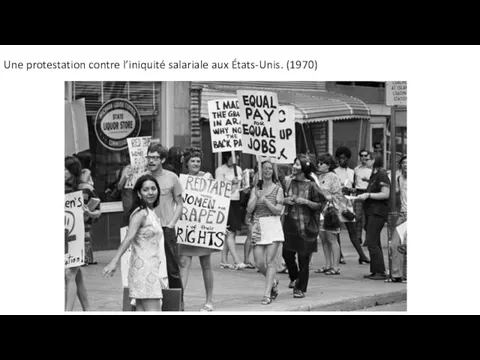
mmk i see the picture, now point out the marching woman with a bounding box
[247,159,285,305]
[282,154,324,299]
[102,174,168,311]
[178,147,217,312]
[355,152,391,280]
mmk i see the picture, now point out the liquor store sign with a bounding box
[94,98,142,150]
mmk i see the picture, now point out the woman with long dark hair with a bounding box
[282,154,324,298]
[102,174,168,311]
[355,152,391,280]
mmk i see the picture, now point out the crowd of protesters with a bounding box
[65,142,406,311]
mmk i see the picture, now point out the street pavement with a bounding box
[73,227,407,313]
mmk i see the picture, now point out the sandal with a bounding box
[220,263,235,269]
[325,268,341,275]
[199,304,214,312]
[315,267,330,274]
[261,296,272,305]
[244,262,256,269]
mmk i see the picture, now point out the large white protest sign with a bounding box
[177,174,232,250]
[65,191,85,268]
[237,90,280,157]
[125,136,151,189]
[120,225,169,289]
[277,105,296,164]
[208,98,242,152]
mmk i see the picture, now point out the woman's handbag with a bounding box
[323,200,341,230]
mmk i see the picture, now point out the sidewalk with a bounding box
[74,228,407,313]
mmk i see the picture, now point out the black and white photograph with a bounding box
[64,80,407,312]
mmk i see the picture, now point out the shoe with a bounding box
[234,263,247,270]
[277,267,288,274]
[358,258,370,265]
[199,304,214,312]
[220,263,235,269]
[261,296,272,305]
[314,267,330,274]
[271,279,279,300]
[293,289,305,298]
[288,280,297,289]
[339,258,347,265]
[325,268,341,275]
[369,273,387,280]
[88,261,98,265]
[244,262,256,269]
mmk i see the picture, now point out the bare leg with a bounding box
[138,299,161,311]
[199,255,214,306]
[264,243,280,297]
[65,267,79,311]
[179,255,192,289]
[225,231,242,265]
[75,268,91,311]
[320,231,332,269]
[244,223,253,264]
[253,245,267,276]
[327,231,340,268]
[221,238,230,264]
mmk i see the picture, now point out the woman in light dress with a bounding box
[103,174,168,311]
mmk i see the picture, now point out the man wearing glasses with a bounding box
[146,143,184,309]
[354,150,373,246]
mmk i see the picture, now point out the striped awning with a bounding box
[198,85,370,123]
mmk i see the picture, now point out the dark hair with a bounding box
[74,150,92,170]
[359,149,370,157]
[184,147,204,168]
[399,155,407,166]
[221,151,240,165]
[129,174,161,217]
[370,151,384,169]
[294,154,316,181]
[147,142,168,160]
[335,146,352,159]
[316,153,336,172]
[256,160,279,190]
[65,156,82,191]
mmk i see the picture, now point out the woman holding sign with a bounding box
[282,154,324,299]
[102,174,168,311]
[65,156,94,311]
[215,151,248,270]
[247,160,285,305]
[178,147,217,312]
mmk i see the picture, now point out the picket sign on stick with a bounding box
[231,150,238,177]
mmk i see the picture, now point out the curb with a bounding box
[285,289,407,312]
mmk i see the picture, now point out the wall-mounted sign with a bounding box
[386,81,407,107]
[94,98,142,151]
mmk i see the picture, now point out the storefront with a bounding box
[66,81,191,250]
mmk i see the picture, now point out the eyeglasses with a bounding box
[146,155,161,161]
[360,154,369,158]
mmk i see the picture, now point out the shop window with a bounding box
[72,81,160,203]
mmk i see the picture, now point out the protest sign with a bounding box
[125,136,151,189]
[65,190,85,268]
[237,90,280,157]
[65,99,89,156]
[277,105,296,164]
[207,98,242,152]
[176,174,232,250]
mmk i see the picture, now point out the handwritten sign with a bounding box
[386,81,407,106]
[176,174,232,250]
[65,191,85,268]
[277,105,296,164]
[125,136,151,189]
[208,98,242,152]
[237,90,280,157]
[259,216,284,244]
